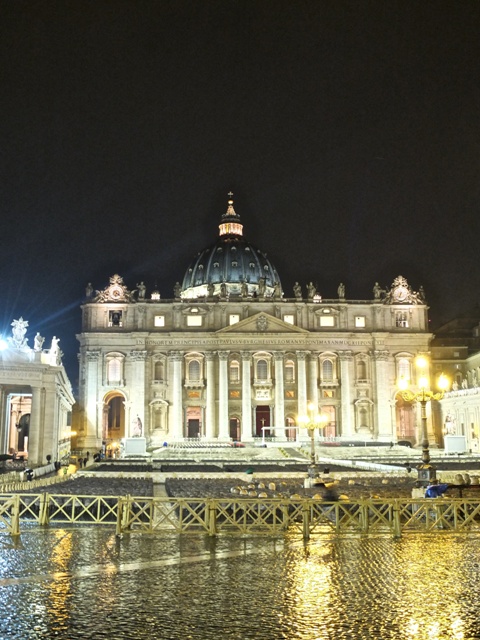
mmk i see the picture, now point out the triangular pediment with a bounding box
[217,312,308,334]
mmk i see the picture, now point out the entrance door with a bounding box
[396,398,415,444]
[255,406,271,437]
[186,406,202,438]
[229,418,240,440]
[187,419,200,438]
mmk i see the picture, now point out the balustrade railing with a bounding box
[1,494,480,538]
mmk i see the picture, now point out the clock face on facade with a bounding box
[110,285,123,299]
[393,285,408,302]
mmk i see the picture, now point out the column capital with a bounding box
[369,349,390,361]
[218,351,230,361]
[169,351,184,362]
[241,351,251,362]
[273,351,285,362]
[338,350,353,361]
[296,351,309,362]
[205,351,216,362]
[86,350,101,362]
[130,350,147,361]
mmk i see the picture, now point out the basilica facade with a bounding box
[75,196,435,455]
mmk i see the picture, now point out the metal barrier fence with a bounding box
[2,494,480,538]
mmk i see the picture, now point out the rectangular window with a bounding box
[285,390,295,398]
[154,315,165,327]
[188,391,200,399]
[187,315,203,327]
[108,310,123,327]
[395,312,408,328]
[319,316,335,327]
[229,314,240,325]
[355,316,366,328]
[229,390,240,399]
[283,315,295,325]
[323,390,334,398]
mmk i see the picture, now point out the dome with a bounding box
[181,195,283,299]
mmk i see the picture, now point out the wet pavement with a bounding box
[1,527,480,639]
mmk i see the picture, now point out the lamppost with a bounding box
[397,356,449,484]
[298,402,328,476]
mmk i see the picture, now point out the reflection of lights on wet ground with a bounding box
[0,530,479,639]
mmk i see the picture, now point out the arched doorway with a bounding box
[7,394,32,459]
[395,396,415,444]
[285,416,297,441]
[103,392,126,457]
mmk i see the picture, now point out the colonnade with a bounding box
[81,347,399,445]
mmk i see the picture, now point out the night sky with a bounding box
[1,1,479,390]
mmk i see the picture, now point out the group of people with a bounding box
[77,452,90,469]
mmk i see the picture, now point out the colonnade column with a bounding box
[84,350,101,449]
[218,351,229,440]
[308,352,319,409]
[41,387,57,461]
[274,352,285,432]
[241,352,253,441]
[371,350,392,440]
[205,352,216,439]
[339,350,354,437]
[27,385,44,466]
[130,350,147,436]
[297,351,308,439]
[169,351,184,440]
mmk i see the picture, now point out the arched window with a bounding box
[230,360,240,382]
[397,358,411,382]
[188,360,201,381]
[357,360,367,380]
[106,353,125,385]
[257,359,268,380]
[285,360,295,382]
[154,360,164,381]
[322,359,333,382]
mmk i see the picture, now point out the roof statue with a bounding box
[293,282,302,300]
[49,336,61,366]
[93,274,136,303]
[34,332,45,352]
[9,317,29,350]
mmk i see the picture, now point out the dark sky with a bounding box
[1,0,480,390]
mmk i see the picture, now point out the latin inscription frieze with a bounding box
[142,337,373,348]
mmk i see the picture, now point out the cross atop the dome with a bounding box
[228,191,233,199]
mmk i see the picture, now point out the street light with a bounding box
[297,402,328,475]
[397,356,449,484]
